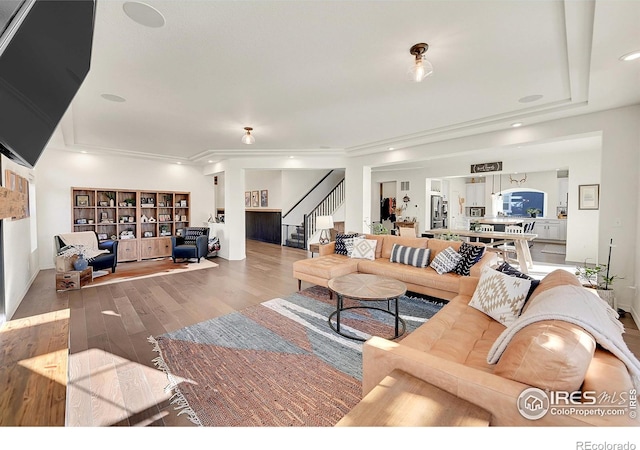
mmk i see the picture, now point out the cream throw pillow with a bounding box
[350,239,377,260]
[469,265,532,326]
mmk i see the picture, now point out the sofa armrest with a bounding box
[318,242,336,256]
[196,234,209,256]
[469,249,497,276]
[98,240,118,254]
[362,336,618,426]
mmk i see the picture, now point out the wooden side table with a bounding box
[335,369,491,426]
[308,242,320,257]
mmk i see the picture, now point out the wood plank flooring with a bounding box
[0,239,638,426]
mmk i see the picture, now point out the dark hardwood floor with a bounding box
[0,239,638,426]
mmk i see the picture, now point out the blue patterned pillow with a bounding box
[390,244,430,268]
[454,242,486,276]
[334,233,361,255]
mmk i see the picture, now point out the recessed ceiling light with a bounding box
[80,151,87,154]
[123,2,166,28]
[388,147,395,151]
[176,162,182,165]
[518,94,543,103]
[511,122,523,128]
[101,93,126,102]
[289,156,294,159]
[207,160,213,163]
[620,50,640,61]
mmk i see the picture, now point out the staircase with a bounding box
[285,225,306,249]
[283,177,345,250]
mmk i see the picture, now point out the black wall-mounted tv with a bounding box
[0,0,95,169]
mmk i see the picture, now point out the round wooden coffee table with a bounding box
[327,273,407,341]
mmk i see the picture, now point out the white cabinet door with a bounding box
[558,178,569,207]
[465,183,485,207]
[534,219,564,241]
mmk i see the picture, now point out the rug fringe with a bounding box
[147,335,203,426]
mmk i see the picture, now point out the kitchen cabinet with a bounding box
[465,183,485,207]
[525,218,565,241]
[558,178,569,207]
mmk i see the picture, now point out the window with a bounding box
[501,190,545,216]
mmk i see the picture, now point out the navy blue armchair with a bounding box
[171,227,210,263]
[55,231,118,273]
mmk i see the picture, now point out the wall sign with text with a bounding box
[470,162,503,173]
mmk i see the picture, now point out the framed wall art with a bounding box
[260,190,268,207]
[578,184,599,210]
[245,191,251,207]
[251,190,259,207]
[76,194,90,207]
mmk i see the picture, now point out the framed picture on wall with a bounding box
[260,190,268,207]
[245,191,251,207]
[578,184,599,210]
[251,190,259,207]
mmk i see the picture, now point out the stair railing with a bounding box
[302,178,345,249]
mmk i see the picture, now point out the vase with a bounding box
[597,289,615,309]
[110,198,115,207]
[73,254,89,271]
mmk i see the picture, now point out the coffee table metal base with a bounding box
[328,294,406,342]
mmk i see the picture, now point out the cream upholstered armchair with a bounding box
[171,227,210,263]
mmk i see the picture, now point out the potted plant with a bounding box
[526,208,540,218]
[104,191,116,207]
[574,240,621,309]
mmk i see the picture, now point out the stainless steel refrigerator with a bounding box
[431,195,447,229]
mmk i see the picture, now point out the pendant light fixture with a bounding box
[491,175,495,196]
[409,43,434,82]
[241,127,255,145]
[498,174,502,197]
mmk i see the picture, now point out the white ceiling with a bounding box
[54,0,640,165]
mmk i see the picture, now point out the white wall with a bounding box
[36,148,216,268]
[1,155,39,320]
[245,170,282,210]
[281,169,333,213]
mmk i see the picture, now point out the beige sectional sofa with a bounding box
[293,234,496,300]
[362,269,640,426]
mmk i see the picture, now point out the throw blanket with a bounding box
[487,285,640,391]
[58,232,108,261]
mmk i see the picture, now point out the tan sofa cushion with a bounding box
[427,239,463,260]
[400,295,506,373]
[292,254,359,280]
[357,259,461,294]
[494,319,596,392]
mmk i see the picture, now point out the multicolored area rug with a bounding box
[149,285,446,426]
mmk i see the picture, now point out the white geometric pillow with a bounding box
[350,239,377,260]
[469,266,532,326]
[429,246,462,275]
[343,236,364,257]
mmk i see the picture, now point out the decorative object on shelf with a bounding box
[76,195,89,207]
[208,213,214,222]
[104,191,116,207]
[260,190,268,207]
[578,184,600,210]
[316,215,334,244]
[241,126,255,144]
[98,233,108,240]
[408,42,433,82]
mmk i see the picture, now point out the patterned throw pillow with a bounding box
[343,235,364,257]
[334,233,360,255]
[429,246,462,275]
[495,262,540,302]
[183,227,208,245]
[350,239,377,260]
[390,244,431,268]
[453,242,486,276]
[469,265,532,326]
